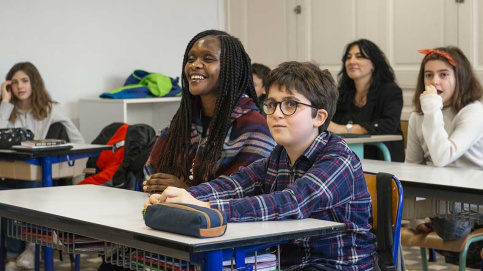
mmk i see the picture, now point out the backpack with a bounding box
[78,122,156,190]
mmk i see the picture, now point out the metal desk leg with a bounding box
[1,217,5,271]
[203,250,223,271]
[75,254,80,271]
[35,244,40,271]
[40,158,54,271]
[366,142,392,162]
[41,157,53,187]
[347,143,364,159]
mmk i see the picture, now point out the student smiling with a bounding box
[329,39,405,162]
[145,61,376,271]
[142,30,275,193]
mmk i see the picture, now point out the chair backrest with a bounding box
[364,171,404,267]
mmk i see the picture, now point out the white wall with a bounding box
[0,0,225,125]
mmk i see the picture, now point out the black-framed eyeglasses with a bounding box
[262,100,318,116]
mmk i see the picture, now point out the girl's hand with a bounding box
[143,173,189,195]
[1,81,12,103]
[159,186,210,208]
[420,85,437,98]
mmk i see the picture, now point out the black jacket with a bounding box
[332,82,405,162]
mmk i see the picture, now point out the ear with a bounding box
[313,109,328,129]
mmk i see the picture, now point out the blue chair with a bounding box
[364,171,404,268]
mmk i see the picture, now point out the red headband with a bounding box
[418,49,456,67]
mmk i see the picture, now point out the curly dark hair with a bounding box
[153,30,257,184]
[6,62,53,122]
[337,39,395,91]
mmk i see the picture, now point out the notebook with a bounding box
[11,144,73,153]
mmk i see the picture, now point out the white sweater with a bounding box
[405,94,483,169]
[0,101,85,144]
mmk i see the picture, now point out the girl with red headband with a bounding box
[406,46,483,168]
[406,46,483,268]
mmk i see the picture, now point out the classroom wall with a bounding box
[0,0,225,126]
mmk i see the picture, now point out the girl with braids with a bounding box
[143,30,275,194]
[99,30,274,271]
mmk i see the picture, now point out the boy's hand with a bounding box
[143,173,188,195]
[1,81,12,103]
[420,85,437,98]
[143,194,161,210]
[159,187,210,208]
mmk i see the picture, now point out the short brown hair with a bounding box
[413,46,483,114]
[252,63,271,87]
[265,61,338,132]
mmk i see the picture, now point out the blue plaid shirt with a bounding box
[188,132,376,270]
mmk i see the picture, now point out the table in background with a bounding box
[345,135,403,162]
[0,144,111,187]
[361,159,483,205]
[0,144,111,270]
[0,185,345,271]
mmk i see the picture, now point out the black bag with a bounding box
[0,128,34,149]
[375,172,397,271]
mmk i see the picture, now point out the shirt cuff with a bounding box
[0,102,14,121]
[420,94,443,114]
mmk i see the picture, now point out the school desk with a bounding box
[361,159,483,205]
[0,144,111,271]
[0,185,345,271]
[0,144,111,187]
[345,134,403,162]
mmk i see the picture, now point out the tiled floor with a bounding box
[40,246,481,271]
[46,251,103,271]
[402,246,480,271]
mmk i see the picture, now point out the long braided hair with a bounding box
[154,30,257,184]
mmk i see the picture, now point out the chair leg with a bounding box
[459,235,483,271]
[459,251,467,271]
[420,247,429,271]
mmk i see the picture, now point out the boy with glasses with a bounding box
[145,61,376,271]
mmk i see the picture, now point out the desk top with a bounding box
[0,185,344,254]
[0,144,111,159]
[361,159,483,204]
[361,159,483,191]
[344,135,402,144]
